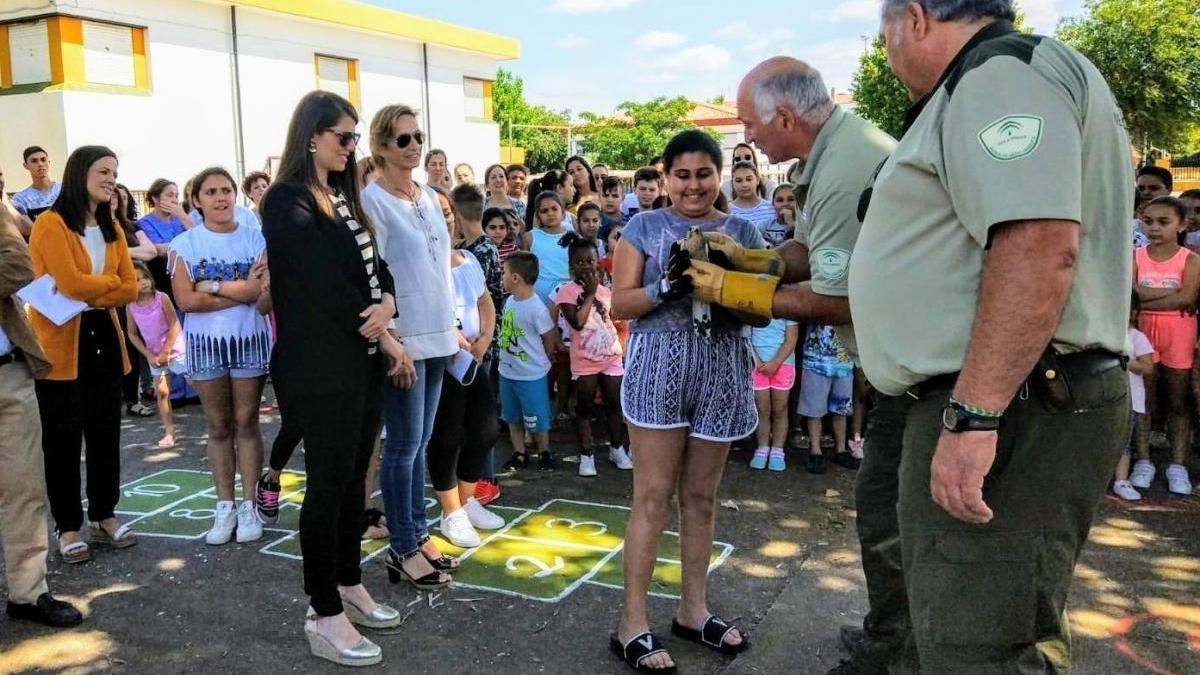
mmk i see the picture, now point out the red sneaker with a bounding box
[475,479,501,506]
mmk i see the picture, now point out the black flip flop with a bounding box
[671,615,750,656]
[609,632,678,673]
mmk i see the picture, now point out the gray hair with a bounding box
[882,0,1016,22]
[751,67,834,127]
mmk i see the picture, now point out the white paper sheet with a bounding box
[448,349,478,386]
[16,275,88,326]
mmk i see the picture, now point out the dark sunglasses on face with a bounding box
[1137,184,1164,192]
[326,129,361,147]
[395,131,426,148]
[735,155,754,162]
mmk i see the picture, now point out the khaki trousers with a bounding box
[0,359,50,604]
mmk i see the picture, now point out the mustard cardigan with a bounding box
[27,210,138,381]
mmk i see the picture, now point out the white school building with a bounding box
[0,0,519,196]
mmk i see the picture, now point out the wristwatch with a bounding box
[209,279,222,295]
[942,400,1002,433]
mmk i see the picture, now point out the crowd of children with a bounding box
[473,154,865,479]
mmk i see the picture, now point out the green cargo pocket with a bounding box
[914,531,1041,646]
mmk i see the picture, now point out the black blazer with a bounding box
[262,180,395,396]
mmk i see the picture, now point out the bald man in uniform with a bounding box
[708,57,902,675]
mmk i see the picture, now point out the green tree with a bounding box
[850,37,908,139]
[850,10,1031,139]
[493,68,570,173]
[1058,0,1200,153]
[578,97,709,169]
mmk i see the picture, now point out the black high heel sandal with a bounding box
[416,535,460,571]
[385,549,451,589]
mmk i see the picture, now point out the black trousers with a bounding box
[850,393,912,672]
[427,366,497,491]
[285,372,383,617]
[34,310,125,534]
[268,411,303,472]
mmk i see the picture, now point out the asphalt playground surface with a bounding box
[1,386,1198,674]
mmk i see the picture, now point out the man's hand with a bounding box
[930,430,997,524]
[702,232,786,276]
[683,259,779,320]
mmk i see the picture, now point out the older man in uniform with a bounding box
[712,57,903,675]
[850,1,1131,672]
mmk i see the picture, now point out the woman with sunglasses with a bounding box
[361,104,460,590]
[720,142,777,202]
[262,91,412,666]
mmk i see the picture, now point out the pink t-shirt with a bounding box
[555,281,622,377]
[1128,327,1156,415]
[128,291,185,358]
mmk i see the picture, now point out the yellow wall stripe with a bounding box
[230,0,519,60]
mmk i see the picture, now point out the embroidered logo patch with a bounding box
[978,115,1043,161]
[814,247,851,282]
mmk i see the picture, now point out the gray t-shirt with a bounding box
[620,208,765,334]
[498,294,554,381]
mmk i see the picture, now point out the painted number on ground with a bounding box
[506,555,566,578]
[544,518,607,536]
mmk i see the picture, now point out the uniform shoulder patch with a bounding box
[813,247,851,282]
[977,114,1043,161]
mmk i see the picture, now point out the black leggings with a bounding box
[427,366,497,491]
[268,410,302,472]
[285,376,382,617]
[35,311,125,534]
[575,373,625,452]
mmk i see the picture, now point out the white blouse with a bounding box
[361,181,457,361]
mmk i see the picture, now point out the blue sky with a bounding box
[376,0,1084,118]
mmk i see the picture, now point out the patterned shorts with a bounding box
[621,330,758,442]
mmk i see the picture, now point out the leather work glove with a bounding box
[703,232,787,276]
[683,259,779,321]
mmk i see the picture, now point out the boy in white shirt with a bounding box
[497,252,561,471]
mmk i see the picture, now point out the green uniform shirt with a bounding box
[793,106,896,360]
[849,22,1134,397]
[794,105,897,297]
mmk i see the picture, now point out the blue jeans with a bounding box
[380,356,447,555]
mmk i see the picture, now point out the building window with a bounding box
[0,16,149,93]
[4,20,52,86]
[83,20,134,86]
[315,55,359,109]
[463,77,493,121]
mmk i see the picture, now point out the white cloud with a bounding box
[798,37,870,95]
[639,73,681,84]
[659,44,731,72]
[713,20,753,40]
[633,30,687,50]
[547,0,640,13]
[555,34,589,49]
[1017,0,1065,33]
[824,0,880,22]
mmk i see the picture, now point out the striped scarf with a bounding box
[332,192,382,355]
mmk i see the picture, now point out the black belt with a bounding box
[0,349,24,367]
[907,349,1124,399]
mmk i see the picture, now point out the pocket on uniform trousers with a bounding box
[913,530,1041,646]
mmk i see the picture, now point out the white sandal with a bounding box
[89,522,138,549]
[58,538,91,564]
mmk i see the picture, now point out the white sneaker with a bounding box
[609,446,633,470]
[1112,480,1142,502]
[1129,459,1156,489]
[236,500,263,543]
[464,496,505,530]
[440,508,481,548]
[579,454,597,477]
[206,501,237,545]
[1166,464,1193,495]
